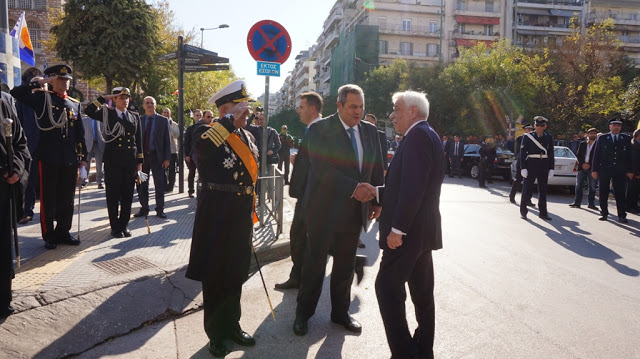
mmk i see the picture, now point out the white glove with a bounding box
[79,167,88,181]
[548,170,554,179]
[137,170,149,183]
[521,169,528,178]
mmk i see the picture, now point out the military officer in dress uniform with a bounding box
[185,80,259,357]
[84,87,144,237]
[518,116,554,220]
[509,123,535,206]
[10,64,87,249]
[591,117,633,223]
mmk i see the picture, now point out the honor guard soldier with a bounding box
[518,116,554,220]
[84,87,144,237]
[185,81,259,357]
[591,116,633,223]
[10,64,87,249]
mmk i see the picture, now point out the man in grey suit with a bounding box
[376,91,444,359]
[134,96,171,218]
[81,116,105,189]
[293,84,385,336]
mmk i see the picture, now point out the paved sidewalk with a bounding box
[0,176,295,358]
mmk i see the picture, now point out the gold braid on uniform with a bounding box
[35,91,68,131]
[99,104,125,143]
[201,122,230,147]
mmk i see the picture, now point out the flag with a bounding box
[10,12,35,66]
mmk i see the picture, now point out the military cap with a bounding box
[522,123,534,130]
[533,116,549,125]
[608,116,623,125]
[112,87,131,97]
[587,128,598,133]
[44,64,73,79]
[208,80,255,108]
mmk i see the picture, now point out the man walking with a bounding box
[134,96,170,219]
[519,116,554,221]
[293,84,384,336]
[184,109,203,198]
[376,90,444,359]
[277,125,294,185]
[592,117,633,223]
[448,135,464,178]
[569,128,598,209]
[274,92,323,290]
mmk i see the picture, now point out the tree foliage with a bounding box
[51,0,159,91]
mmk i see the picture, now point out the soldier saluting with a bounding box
[518,116,554,221]
[10,64,87,249]
[84,87,144,237]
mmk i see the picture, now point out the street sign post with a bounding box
[247,20,291,224]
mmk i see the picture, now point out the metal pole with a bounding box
[178,36,185,193]
[259,76,269,224]
[439,0,443,63]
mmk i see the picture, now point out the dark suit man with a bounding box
[293,84,385,336]
[81,115,105,188]
[448,135,464,178]
[184,109,203,198]
[275,91,323,290]
[135,96,171,218]
[84,87,144,237]
[376,90,444,359]
[592,117,633,223]
[365,114,388,172]
[569,128,598,209]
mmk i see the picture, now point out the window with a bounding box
[402,19,411,32]
[11,0,45,10]
[429,22,438,33]
[484,25,494,36]
[427,44,438,57]
[379,40,388,54]
[485,0,494,12]
[27,21,41,49]
[400,42,413,56]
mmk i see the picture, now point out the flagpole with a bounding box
[0,1,8,34]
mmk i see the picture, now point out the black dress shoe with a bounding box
[111,230,124,238]
[619,217,629,223]
[133,209,149,218]
[228,328,256,346]
[122,228,132,237]
[274,279,299,290]
[599,216,608,221]
[44,240,57,249]
[509,197,516,204]
[188,193,195,198]
[539,215,552,220]
[18,215,32,225]
[332,315,362,333]
[98,184,104,189]
[293,316,308,336]
[568,203,580,208]
[588,205,598,210]
[0,305,15,319]
[59,234,80,245]
[208,339,229,358]
[520,215,527,220]
[156,212,167,219]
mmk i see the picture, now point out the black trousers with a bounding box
[521,160,550,217]
[187,160,196,195]
[138,154,166,213]
[167,153,177,189]
[277,152,291,183]
[599,171,628,218]
[627,178,640,211]
[39,162,77,242]
[376,248,434,359]
[104,162,136,232]
[478,160,486,187]
[202,279,242,341]
[449,155,462,177]
[296,221,360,321]
[288,200,307,283]
[0,183,15,309]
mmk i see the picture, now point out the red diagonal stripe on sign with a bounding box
[256,27,285,61]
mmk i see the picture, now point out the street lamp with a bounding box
[200,24,229,48]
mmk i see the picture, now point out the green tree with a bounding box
[51,0,160,91]
[362,60,409,121]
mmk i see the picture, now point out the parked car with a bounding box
[510,146,579,192]
[462,144,515,180]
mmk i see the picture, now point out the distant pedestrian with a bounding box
[569,128,598,209]
[568,133,581,155]
[448,135,464,178]
[81,115,105,189]
[184,109,203,198]
[519,116,554,221]
[277,124,294,185]
[162,108,179,193]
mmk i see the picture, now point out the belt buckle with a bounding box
[245,185,253,195]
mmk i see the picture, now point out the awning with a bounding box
[518,8,550,16]
[455,15,500,25]
[549,9,580,17]
[516,29,549,36]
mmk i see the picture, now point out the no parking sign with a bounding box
[247,20,292,64]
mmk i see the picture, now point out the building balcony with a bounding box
[514,22,574,35]
[325,32,340,49]
[619,36,640,46]
[588,11,640,27]
[323,10,343,33]
[455,2,501,14]
[453,31,500,41]
[373,0,441,15]
[294,75,309,91]
[379,52,440,62]
[378,23,441,38]
[515,0,583,7]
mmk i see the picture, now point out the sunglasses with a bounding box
[535,124,545,127]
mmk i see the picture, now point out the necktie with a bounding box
[144,115,153,154]
[347,127,358,163]
[455,143,459,156]
[613,134,617,144]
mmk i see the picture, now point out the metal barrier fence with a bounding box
[257,164,284,237]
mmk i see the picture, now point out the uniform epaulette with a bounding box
[201,122,230,148]
[67,96,80,103]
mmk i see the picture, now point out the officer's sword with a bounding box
[251,233,276,320]
[3,117,20,268]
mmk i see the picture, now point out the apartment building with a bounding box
[586,0,640,66]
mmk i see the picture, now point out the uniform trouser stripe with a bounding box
[38,160,47,236]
